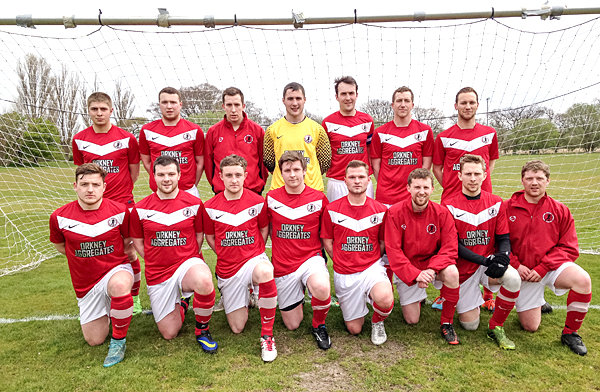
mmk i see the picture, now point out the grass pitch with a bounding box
[0,251,599,392]
[1,152,600,390]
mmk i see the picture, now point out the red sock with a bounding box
[179,299,188,323]
[483,286,493,302]
[311,296,331,328]
[385,264,394,285]
[440,285,459,325]
[563,291,592,335]
[489,286,519,329]
[193,290,215,335]
[110,294,133,340]
[372,302,394,324]
[258,280,277,336]
[131,258,141,297]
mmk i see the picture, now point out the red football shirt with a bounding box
[385,199,458,286]
[266,185,328,277]
[370,120,434,205]
[443,191,508,283]
[322,111,374,180]
[321,196,387,274]
[72,126,140,205]
[130,191,204,286]
[204,113,268,194]
[139,118,204,192]
[433,123,499,202]
[49,199,130,298]
[203,189,269,279]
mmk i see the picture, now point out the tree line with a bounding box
[1,54,599,166]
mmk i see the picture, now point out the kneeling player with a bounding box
[50,163,134,367]
[267,151,332,350]
[203,155,278,362]
[130,156,218,353]
[444,155,521,349]
[322,160,394,345]
[507,160,592,356]
[386,168,461,345]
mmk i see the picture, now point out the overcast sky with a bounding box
[0,0,599,120]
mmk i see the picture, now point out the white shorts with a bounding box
[515,262,574,312]
[326,177,374,202]
[147,257,206,322]
[275,256,329,310]
[77,264,134,325]
[217,253,271,314]
[394,275,428,307]
[455,265,501,314]
[184,185,200,198]
[334,258,389,321]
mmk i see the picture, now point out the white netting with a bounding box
[1,18,600,276]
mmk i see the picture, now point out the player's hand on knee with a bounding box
[485,256,509,279]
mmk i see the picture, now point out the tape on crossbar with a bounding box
[16,14,35,29]
[63,15,76,29]
[204,15,215,28]
[157,8,170,28]
[414,11,426,22]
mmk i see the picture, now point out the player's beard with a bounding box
[412,194,429,208]
[458,111,476,122]
[157,181,178,195]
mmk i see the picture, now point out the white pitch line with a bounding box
[0,306,599,324]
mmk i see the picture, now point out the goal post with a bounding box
[1,15,600,276]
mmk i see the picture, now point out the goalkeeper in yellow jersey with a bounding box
[264,82,331,192]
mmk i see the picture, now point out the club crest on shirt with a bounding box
[370,215,380,224]
[307,203,316,213]
[244,134,253,143]
[542,212,554,223]
[183,208,194,218]
[113,140,123,149]
[183,133,192,141]
[248,207,258,217]
[426,223,437,234]
[304,135,313,143]
[107,218,119,228]
[488,207,498,217]
[481,135,490,144]
[414,133,423,141]
[219,136,224,142]
[362,124,368,132]
[509,216,516,222]
[401,224,406,230]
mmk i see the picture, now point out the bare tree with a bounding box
[245,101,274,129]
[413,107,447,135]
[305,110,324,125]
[113,80,136,131]
[16,54,54,120]
[79,76,100,128]
[52,64,80,157]
[359,99,393,127]
[147,83,222,118]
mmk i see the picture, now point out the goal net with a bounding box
[1,17,600,276]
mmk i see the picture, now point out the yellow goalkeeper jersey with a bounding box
[264,116,331,192]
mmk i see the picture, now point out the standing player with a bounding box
[130,156,218,353]
[385,168,461,345]
[267,151,332,350]
[139,87,204,198]
[321,161,394,345]
[203,155,278,362]
[205,87,268,195]
[444,155,521,350]
[72,92,143,315]
[506,160,592,356]
[370,86,434,206]
[322,76,375,201]
[432,87,500,311]
[264,82,332,192]
[50,163,134,367]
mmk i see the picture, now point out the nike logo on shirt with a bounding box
[277,135,284,139]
